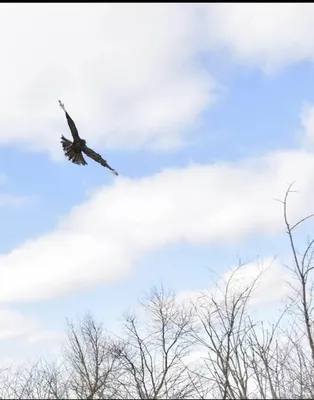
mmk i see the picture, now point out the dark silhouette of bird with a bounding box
[58,100,118,176]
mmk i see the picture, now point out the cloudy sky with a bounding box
[1,3,314,365]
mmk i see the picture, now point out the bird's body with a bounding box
[58,100,118,176]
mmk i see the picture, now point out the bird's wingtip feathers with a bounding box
[58,100,65,111]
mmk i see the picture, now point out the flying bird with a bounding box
[58,100,118,176]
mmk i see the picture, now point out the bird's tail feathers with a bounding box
[60,136,87,166]
[73,152,88,165]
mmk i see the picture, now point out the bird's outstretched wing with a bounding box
[58,100,80,141]
[82,145,118,176]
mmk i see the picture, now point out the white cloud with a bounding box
[0,309,37,340]
[0,308,63,345]
[0,143,314,303]
[176,257,293,310]
[0,309,65,368]
[0,332,65,369]
[220,258,293,307]
[202,4,314,74]
[0,3,313,160]
[0,3,216,157]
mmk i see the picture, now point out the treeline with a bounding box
[0,183,313,399]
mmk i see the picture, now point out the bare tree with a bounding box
[61,312,122,399]
[0,361,57,399]
[113,285,207,399]
[189,262,270,399]
[188,183,314,399]
[273,182,314,397]
[0,314,122,400]
[279,182,314,363]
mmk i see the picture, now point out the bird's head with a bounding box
[79,138,87,146]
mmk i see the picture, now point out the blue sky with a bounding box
[1,3,314,365]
